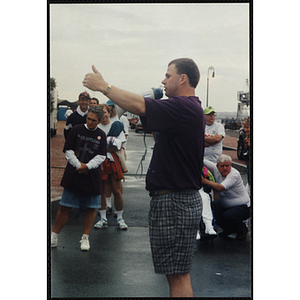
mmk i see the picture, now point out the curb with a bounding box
[223,146,237,151]
[232,161,247,172]
[51,196,61,202]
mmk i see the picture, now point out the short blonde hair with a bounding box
[98,103,111,113]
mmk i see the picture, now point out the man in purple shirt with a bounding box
[140,96,205,191]
[83,58,205,297]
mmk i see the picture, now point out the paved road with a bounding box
[50,126,251,298]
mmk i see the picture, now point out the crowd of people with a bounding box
[52,92,130,251]
[51,58,251,298]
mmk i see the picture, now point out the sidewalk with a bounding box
[50,121,66,199]
[223,134,248,172]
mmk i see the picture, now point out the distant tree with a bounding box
[50,77,57,113]
[50,77,57,91]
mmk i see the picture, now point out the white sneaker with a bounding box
[79,235,90,251]
[117,218,128,230]
[94,218,108,229]
[51,236,58,248]
[205,227,217,236]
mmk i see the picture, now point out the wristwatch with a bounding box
[103,84,111,96]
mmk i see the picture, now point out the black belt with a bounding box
[149,190,177,197]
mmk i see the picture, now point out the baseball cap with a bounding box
[79,92,90,100]
[204,106,215,115]
[106,99,115,106]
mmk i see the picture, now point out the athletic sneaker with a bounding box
[79,235,90,251]
[94,218,108,229]
[51,236,58,248]
[117,218,128,230]
[205,227,217,236]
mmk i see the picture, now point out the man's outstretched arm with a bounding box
[83,65,146,116]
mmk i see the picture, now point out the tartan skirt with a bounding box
[148,189,202,274]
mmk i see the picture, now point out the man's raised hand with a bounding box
[83,65,106,92]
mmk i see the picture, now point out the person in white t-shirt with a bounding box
[120,114,129,149]
[106,99,129,147]
[199,106,225,239]
[64,107,73,119]
[104,100,129,215]
[94,104,128,230]
[204,106,225,163]
[202,154,250,241]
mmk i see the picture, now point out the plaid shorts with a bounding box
[148,189,202,274]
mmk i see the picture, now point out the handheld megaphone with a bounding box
[115,87,163,118]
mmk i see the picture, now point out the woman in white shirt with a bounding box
[94,104,128,230]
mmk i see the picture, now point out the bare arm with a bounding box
[201,176,225,192]
[83,65,146,116]
[205,133,223,147]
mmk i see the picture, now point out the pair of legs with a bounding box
[166,273,193,297]
[212,200,250,234]
[96,173,127,229]
[52,205,96,235]
[199,188,216,235]
[101,174,123,211]
[149,190,202,298]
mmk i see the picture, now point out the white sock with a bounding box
[82,234,89,239]
[100,209,107,220]
[116,210,123,220]
[106,197,112,208]
[51,232,59,240]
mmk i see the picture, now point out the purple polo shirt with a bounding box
[141,96,205,191]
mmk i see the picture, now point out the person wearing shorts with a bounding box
[51,106,107,251]
[83,58,205,296]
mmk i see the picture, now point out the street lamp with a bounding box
[206,66,215,108]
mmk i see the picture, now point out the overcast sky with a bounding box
[50,3,249,112]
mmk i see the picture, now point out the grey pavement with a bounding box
[50,130,252,298]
